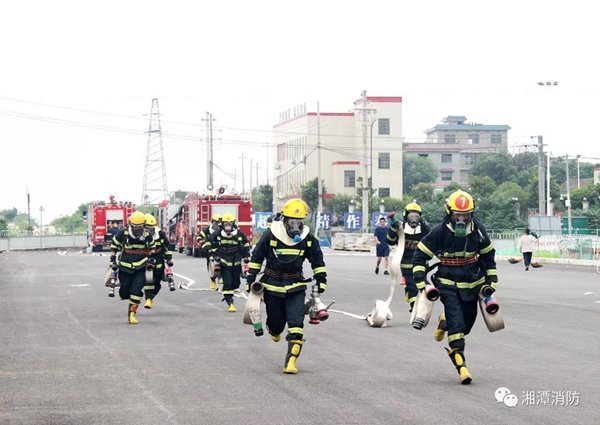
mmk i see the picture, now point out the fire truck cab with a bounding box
[174,192,253,257]
[86,195,136,252]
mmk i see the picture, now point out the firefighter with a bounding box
[206,212,250,312]
[412,190,498,384]
[386,202,431,312]
[109,211,154,324]
[143,213,173,309]
[197,214,222,290]
[245,199,327,374]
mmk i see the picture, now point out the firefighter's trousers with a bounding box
[220,265,242,304]
[401,268,419,307]
[264,290,306,341]
[118,268,146,306]
[146,266,165,299]
[439,285,479,351]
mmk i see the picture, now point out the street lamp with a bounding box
[565,155,572,236]
[511,197,520,219]
[348,199,356,213]
[379,199,385,214]
[370,119,378,216]
[355,91,377,233]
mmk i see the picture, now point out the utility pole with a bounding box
[537,136,545,215]
[546,152,552,216]
[39,205,44,248]
[203,112,216,191]
[26,185,31,232]
[317,102,323,213]
[240,153,246,194]
[565,155,572,235]
[356,91,376,232]
[250,158,253,203]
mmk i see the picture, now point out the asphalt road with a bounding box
[1,249,598,425]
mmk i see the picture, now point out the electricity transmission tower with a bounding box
[141,98,169,206]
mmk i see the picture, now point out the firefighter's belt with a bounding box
[439,255,479,266]
[405,241,419,250]
[263,269,303,280]
[124,249,151,255]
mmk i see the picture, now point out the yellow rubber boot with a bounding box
[271,334,281,343]
[283,340,304,374]
[144,298,154,309]
[434,313,447,341]
[446,347,472,385]
[128,303,139,324]
[228,303,237,313]
[210,280,216,290]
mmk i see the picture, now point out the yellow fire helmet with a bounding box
[281,198,308,219]
[221,213,236,223]
[145,213,157,227]
[211,213,222,222]
[129,211,146,226]
[404,202,422,216]
[445,190,475,215]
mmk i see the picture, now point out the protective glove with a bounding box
[315,276,327,293]
[243,258,250,264]
[109,255,118,271]
[413,271,426,291]
[146,258,156,271]
[391,219,400,230]
[166,257,174,267]
[245,273,256,293]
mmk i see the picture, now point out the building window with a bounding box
[468,134,479,144]
[460,170,470,182]
[379,187,390,198]
[418,153,429,158]
[441,171,453,181]
[378,152,390,169]
[441,153,452,163]
[491,134,502,144]
[444,134,456,144]
[378,118,390,135]
[464,153,475,165]
[344,170,356,187]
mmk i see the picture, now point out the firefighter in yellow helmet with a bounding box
[387,202,431,312]
[205,212,250,312]
[197,213,222,290]
[412,190,498,384]
[109,210,154,324]
[245,198,328,374]
[142,213,174,309]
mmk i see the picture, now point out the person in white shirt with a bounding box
[519,228,538,271]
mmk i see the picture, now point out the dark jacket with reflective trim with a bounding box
[387,219,432,268]
[149,229,173,269]
[412,218,497,295]
[206,229,250,268]
[248,228,327,296]
[110,229,153,273]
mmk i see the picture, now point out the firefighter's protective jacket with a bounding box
[206,228,250,268]
[248,220,327,296]
[387,219,432,270]
[110,229,153,273]
[412,218,497,299]
[149,229,173,269]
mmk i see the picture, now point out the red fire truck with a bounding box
[167,192,253,257]
[86,195,136,252]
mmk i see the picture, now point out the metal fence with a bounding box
[0,234,88,251]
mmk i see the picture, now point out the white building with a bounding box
[272,94,403,212]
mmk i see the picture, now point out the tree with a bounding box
[0,208,18,221]
[301,178,326,213]
[251,184,273,212]
[403,155,438,194]
[409,183,435,203]
[325,194,353,226]
[468,176,496,200]
[470,152,517,185]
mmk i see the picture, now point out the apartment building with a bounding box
[405,116,510,189]
[271,94,403,211]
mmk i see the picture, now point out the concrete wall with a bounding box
[0,235,88,251]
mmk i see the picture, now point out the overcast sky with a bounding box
[2,0,599,223]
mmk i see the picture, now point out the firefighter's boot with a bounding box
[144,297,154,309]
[210,280,217,290]
[270,334,281,343]
[446,347,472,384]
[128,303,139,325]
[283,340,304,374]
[228,303,237,313]
[434,313,447,341]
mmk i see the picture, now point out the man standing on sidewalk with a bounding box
[374,217,390,275]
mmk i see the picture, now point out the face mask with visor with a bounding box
[406,212,421,228]
[285,218,304,240]
[130,224,145,238]
[451,211,471,237]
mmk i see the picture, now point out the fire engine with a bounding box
[86,195,136,252]
[163,191,253,257]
